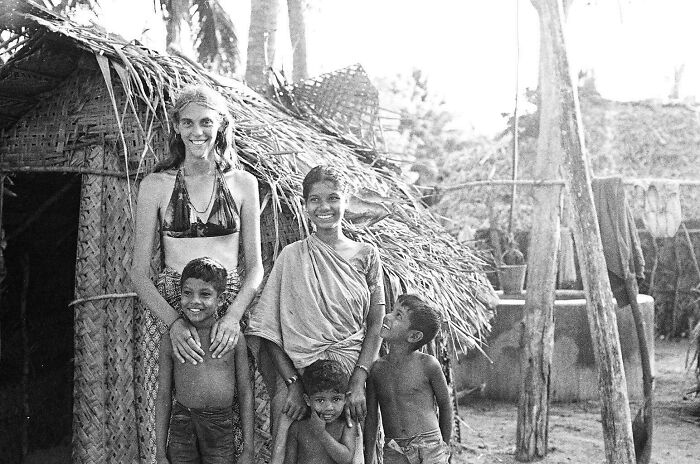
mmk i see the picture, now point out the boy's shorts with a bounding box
[383,428,450,464]
[167,401,243,463]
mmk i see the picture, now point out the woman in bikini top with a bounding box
[131,84,263,364]
[161,164,240,239]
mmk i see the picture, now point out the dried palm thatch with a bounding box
[0,1,496,462]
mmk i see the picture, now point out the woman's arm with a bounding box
[264,339,306,420]
[346,248,386,423]
[235,335,255,461]
[130,174,204,364]
[155,334,174,462]
[211,171,264,358]
[428,356,453,444]
[363,370,379,464]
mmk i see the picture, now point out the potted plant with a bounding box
[497,237,527,295]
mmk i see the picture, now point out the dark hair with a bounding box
[301,165,351,200]
[302,359,349,395]
[155,84,237,172]
[397,294,441,350]
[180,257,228,295]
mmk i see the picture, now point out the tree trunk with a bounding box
[542,0,636,462]
[287,0,308,82]
[246,0,281,89]
[515,0,563,459]
[165,0,189,54]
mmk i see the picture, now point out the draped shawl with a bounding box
[247,234,384,373]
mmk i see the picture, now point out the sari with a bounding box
[247,234,384,372]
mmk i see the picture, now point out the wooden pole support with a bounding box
[544,0,637,462]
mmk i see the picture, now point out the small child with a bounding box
[284,359,358,464]
[155,257,254,463]
[364,294,452,464]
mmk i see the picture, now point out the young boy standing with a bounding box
[284,359,358,464]
[155,257,254,463]
[364,294,452,464]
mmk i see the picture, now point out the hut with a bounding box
[0,2,496,463]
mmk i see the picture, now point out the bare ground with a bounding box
[452,339,700,464]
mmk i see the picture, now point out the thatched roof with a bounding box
[0,1,495,350]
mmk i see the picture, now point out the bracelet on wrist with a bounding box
[284,374,299,387]
[354,364,370,376]
[168,316,182,331]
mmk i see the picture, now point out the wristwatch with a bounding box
[284,374,299,386]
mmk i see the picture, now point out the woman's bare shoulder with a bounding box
[225,169,257,188]
[139,170,176,193]
[142,170,176,185]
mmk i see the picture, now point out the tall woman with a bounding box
[247,165,386,463]
[130,84,263,461]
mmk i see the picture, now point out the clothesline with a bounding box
[437,177,700,193]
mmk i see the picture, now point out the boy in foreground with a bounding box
[365,294,452,464]
[284,359,358,464]
[155,257,254,463]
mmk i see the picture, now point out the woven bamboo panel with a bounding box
[72,144,139,463]
[0,40,76,126]
[0,59,165,174]
[291,64,380,147]
[101,146,138,463]
[72,145,107,464]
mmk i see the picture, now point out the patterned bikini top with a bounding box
[161,165,239,238]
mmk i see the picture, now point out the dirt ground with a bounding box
[452,338,700,464]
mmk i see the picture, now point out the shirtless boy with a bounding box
[155,257,254,463]
[284,359,358,464]
[365,294,452,464]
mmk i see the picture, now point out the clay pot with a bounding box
[497,264,527,295]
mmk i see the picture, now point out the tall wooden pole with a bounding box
[515,0,562,458]
[545,0,637,462]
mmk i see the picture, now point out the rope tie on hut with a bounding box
[68,292,137,307]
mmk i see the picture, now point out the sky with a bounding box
[94,0,700,135]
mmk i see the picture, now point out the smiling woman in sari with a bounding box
[247,165,385,463]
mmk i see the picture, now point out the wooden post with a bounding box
[515,0,563,459]
[545,0,637,462]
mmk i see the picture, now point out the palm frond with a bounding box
[191,0,238,75]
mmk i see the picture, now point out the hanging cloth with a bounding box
[636,180,682,238]
[592,177,645,307]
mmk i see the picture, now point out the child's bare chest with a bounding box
[377,364,428,399]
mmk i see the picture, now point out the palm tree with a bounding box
[43,0,240,75]
[286,0,307,82]
[245,0,280,89]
